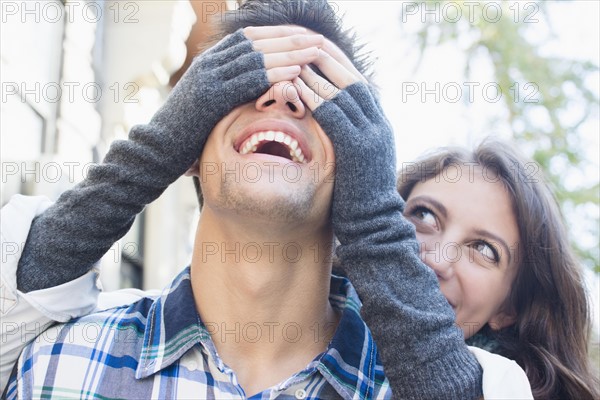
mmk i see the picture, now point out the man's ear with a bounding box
[184,159,201,177]
[488,310,516,331]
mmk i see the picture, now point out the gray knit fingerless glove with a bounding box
[313,82,483,399]
[18,29,270,292]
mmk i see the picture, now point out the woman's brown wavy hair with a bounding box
[397,139,599,399]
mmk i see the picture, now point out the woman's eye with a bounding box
[474,242,499,263]
[412,207,437,228]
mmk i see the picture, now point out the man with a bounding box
[2,1,483,398]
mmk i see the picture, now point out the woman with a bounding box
[396,141,598,399]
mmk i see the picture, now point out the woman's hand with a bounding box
[243,25,325,84]
[293,37,368,108]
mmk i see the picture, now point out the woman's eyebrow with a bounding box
[407,195,447,219]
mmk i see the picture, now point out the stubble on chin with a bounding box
[216,180,316,223]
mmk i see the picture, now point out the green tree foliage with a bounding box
[403,0,599,272]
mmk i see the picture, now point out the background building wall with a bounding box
[1,0,218,290]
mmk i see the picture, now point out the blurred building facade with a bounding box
[1,0,238,290]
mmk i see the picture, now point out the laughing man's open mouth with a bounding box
[239,131,306,163]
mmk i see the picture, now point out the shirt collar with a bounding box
[136,267,207,379]
[135,268,381,397]
[316,276,381,398]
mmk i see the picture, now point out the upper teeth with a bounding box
[239,131,305,163]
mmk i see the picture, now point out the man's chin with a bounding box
[216,181,316,223]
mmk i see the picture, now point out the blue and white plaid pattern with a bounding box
[5,268,390,399]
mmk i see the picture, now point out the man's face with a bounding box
[198,80,336,227]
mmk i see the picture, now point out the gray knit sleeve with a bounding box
[17,30,270,292]
[313,83,483,399]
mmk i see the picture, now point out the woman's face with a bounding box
[404,164,520,338]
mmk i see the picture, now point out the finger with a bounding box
[252,34,324,54]
[311,49,359,89]
[299,65,340,101]
[294,77,324,111]
[263,47,320,69]
[243,25,306,41]
[321,39,367,83]
[266,66,301,84]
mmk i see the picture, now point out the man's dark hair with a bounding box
[192,0,371,207]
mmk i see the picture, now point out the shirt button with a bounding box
[183,360,198,370]
[295,389,306,399]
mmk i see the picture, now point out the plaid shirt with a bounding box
[5,267,391,399]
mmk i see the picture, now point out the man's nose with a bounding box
[255,81,306,118]
[420,240,458,281]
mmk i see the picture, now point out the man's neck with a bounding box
[189,207,339,395]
